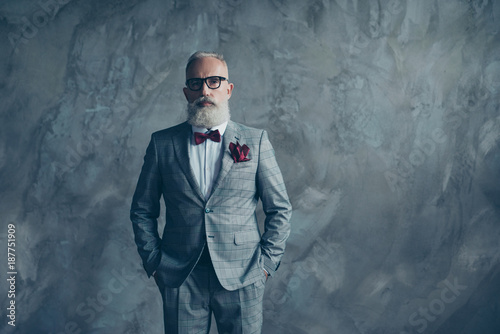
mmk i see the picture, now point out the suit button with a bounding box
[205,208,210,213]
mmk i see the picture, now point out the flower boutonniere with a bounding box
[229,141,250,163]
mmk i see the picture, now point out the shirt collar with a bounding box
[191,121,228,137]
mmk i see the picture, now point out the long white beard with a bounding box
[186,96,231,128]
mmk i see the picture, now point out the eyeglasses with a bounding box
[185,76,227,91]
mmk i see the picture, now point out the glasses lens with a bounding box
[188,79,202,91]
[206,77,221,89]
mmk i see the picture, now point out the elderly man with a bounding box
[130,51,292,333]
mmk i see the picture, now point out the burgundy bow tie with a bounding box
[194,129,221,145]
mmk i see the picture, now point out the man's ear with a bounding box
[183,87,189,101]
[227,83,234,99]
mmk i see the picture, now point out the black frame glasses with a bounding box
[185,76,227,91]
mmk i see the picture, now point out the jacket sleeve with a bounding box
[257,130,292,276]
[130,134,163,277]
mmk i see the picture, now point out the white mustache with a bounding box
[193,96,216,107]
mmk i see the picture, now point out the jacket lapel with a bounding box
[211,121,240,194]
[172,122,205,201]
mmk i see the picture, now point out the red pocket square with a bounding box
[229,141,250,163]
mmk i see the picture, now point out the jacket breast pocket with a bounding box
[231,160,257,170]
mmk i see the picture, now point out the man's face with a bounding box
[183,57,234,128]
[183,57,234,106]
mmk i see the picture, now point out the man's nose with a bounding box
[201,81,211,96]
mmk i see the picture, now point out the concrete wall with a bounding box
[1,0,499,333]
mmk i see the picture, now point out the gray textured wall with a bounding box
[1,0,499,333]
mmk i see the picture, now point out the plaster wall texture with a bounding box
[0,0,499,333]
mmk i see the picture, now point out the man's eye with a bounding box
[191,80,202,87]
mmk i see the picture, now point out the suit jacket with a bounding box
[130,120,292,291]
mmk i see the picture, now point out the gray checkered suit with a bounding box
[131,120,292,292]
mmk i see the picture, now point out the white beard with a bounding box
[186,96,230,129]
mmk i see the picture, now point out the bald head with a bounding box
[185,51,228,79]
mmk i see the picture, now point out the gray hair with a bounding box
[185,51,227,76]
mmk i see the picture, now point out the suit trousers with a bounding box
[155,255,266,334]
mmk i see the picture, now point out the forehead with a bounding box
[186,57,228,79]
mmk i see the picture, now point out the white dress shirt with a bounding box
[189,122,228,200]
